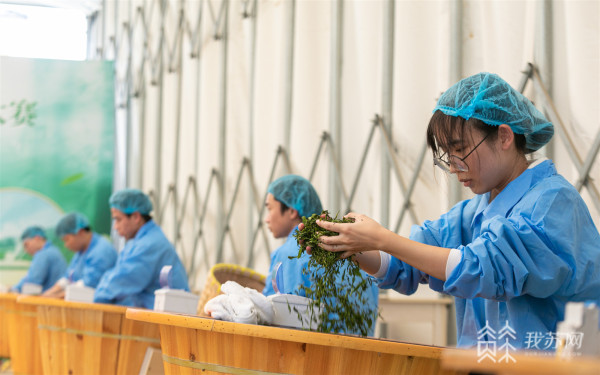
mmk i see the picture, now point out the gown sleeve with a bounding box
[444,183,592,301]
[378,199,475,295]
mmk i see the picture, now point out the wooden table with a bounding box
[441,348,600,375]
[127,308,467,375]
[0,292,12,357]
[0,292,43,375]
[19,296,161,375]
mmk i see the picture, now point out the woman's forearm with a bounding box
[315,214,451,280]
[379,228,450,281]
[351,251,382,275]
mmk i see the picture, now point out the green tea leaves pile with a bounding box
[292,210,378,336]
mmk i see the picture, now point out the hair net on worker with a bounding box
[267,175,322,219]
[21,226,47,241]
[55,212,90,238]
[109,189,153,215]
[434,72,554,152]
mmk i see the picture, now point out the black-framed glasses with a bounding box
[433,133,491,173]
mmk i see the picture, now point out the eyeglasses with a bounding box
[433,133,491,173]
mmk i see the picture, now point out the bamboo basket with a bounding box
[197,263,266,316]
[0,293,11,357]
[2,293,43,375]
[19,296,161,375]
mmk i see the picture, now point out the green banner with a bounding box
[0,57,115,263]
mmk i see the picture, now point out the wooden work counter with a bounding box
[441,348,600,375]
[19,295,161,375]
[0,292,13,357]
[1,292,43,375]
[126,308,467,375]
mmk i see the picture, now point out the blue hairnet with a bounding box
[109,189,153,215]
[434,72,554,152]
[268,175,322,219]
[55,212,90,238]
[21,226,47,241]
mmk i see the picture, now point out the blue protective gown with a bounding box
[64,233,117,288]
[263,225,380,336]
[377,160,600,348]
[94,220,189,309]
[14,242,67,293]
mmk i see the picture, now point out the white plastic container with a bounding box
[21,282,42,295]
[65,284,96,303]
[154,288,199,315]
[269,294,321,330]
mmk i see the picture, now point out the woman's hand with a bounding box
[300,212,451,280]
[315,212,387,258]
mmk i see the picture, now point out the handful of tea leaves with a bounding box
[292,210,378,336]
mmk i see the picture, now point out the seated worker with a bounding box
[12,226,67,293]
[94,189,189,309]
[42,212,117,298]
[262,174,379,335]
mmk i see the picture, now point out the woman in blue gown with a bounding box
[312,72,600,349]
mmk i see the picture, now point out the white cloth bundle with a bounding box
[204,281,274,325]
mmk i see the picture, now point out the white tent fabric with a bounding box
[90,0,599,291]
[0,0,101,13]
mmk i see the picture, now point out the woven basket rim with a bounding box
[210,263,266,282]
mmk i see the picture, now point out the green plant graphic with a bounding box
[0,99,38,126]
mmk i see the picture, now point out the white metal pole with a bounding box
[328,0,343,214]
[448,0,463,207]
[246,0,259,263]
[535,0,554,160]
[283,0,296,153]
[216,0,230,262]
[380,0,394,228]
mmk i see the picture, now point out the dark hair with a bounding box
[126,213,153,223]
[278,200,291,215]
[426,110,527,158]
[82,227,91,232]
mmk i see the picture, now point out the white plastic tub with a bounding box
[65,284,95,303]
[154,288,199,315]
[21,282,42,295]
[268,294,321,330]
